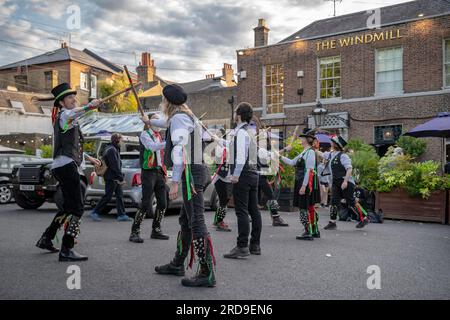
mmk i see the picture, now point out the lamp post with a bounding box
[228,95,236,129]
[312,101,328,128]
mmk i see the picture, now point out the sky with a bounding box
[0,0,414,83]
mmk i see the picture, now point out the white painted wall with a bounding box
[0,110,52,135]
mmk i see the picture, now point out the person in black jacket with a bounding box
[89,133,132,222]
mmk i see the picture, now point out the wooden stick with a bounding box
[123,65,145,117]
[99,82,142,104]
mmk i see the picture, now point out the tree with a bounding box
[396,136,427,158]
[98,74,140,113]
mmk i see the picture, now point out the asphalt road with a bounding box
[0,203,449,300]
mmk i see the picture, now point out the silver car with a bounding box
[85,152,219,216]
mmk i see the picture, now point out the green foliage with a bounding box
[279,136,303,189]
[404,161,446,198]
[376,146,447,199]
[39,145,53,158]
[24,147,35,156]
[98,74,139,113]
[346,139,379,191]
[347,138,375,153]
[83,141,96,156]
[396,136,427,158]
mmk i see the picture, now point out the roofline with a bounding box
[236,12,450,53]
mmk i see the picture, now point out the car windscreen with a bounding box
[121,155,140,169]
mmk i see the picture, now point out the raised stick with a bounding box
[123,65,145,117]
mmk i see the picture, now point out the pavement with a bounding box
[0,203,449,300]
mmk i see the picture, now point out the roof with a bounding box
[178,77,227,93]
[280,0,450,43]
[0,89,52,114]
[0,46,120,74]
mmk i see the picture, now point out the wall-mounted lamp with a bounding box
[297,70,304,78]
[238,51,245,56]
[240,71,247,79]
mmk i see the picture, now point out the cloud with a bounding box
[0,0,413,82]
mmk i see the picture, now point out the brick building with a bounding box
[236,0,450,162]
[0,43,134,106]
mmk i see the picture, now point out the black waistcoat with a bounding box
[53,111,84,166]
[331,152,347,180]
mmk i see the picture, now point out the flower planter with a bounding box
[375,188,448,224]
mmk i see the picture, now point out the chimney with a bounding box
[136,52,156,89]
[254,18,269,47]
[221,63,234,87]
[205,74,215,79]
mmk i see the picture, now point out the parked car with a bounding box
[85,151,219,216]
[10,134,140,211]
[0,154,39,204]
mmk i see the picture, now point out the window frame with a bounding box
[262,63,285,116]
[443,39,450,89]
[375,46,404,96]
[90,74,98,98]
[317,55,342,100]
[80,72,89,91]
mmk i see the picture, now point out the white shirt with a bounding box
[140,129,166,168]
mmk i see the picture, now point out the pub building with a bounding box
[236,0,450,162]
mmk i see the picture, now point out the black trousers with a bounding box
[214,179,230,207]
[141,169,167,213]
[331,178,356,207]
[258,175,275,203]
[179,164,209,239]
[93,179,126,216]
[44,162,85,248]
[233,171,262,248]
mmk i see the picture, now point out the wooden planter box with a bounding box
[375,189,448,224]
[278,187,297,212]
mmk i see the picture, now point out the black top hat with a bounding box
[299,127,316,139]
[51,83,77,107]
[330,136,348,150]
[162,84,187,105]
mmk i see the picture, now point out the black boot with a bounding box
[129,209,146,243]
[356,217,369,229]
[59,245,88,262]
[58,216,87,262]
[296,227,314,240]
[223,246,250,259]
[36,234,59,253]
[324,221,337,230]
[272,215,289,227]
[151,209,169,240]
[181,237,216,288]
[155,231,189,276]
[249,243,261,255]
[312,230,321,238]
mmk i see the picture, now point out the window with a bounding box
[90,74,97,98]
[14,75,28,91]
[445,39,450,87]
[376,47,403,95]
[80,72,88,91]
[44,71,53,91]
[264,64,284,114]
[319,56,341,99]
[374,124,403,144]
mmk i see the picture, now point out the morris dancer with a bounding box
[211,130,232,232]
[129,114,169,243]
[36,83,101,261]
[280,129,320,240]
[222,102,262,258]
[143,84,216,287]
[323,136,369,230]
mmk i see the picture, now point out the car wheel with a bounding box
[0,184,12,204]
[14,191,45,209]
[54,180,87,212]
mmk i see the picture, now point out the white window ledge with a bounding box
[261,113,287,120]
